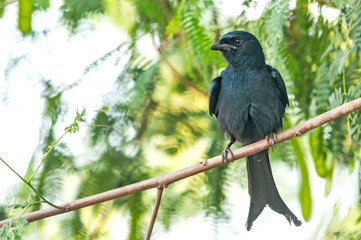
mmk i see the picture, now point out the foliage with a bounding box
[1,0,361,239]
[322,205,361,240]
[0,219,28,240]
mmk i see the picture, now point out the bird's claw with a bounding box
[266,133,277,150]
[222,146,234,166]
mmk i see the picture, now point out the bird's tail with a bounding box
[245,150,302,231]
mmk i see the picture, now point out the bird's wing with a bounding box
[266,65,289,107]
[209,76,222,116]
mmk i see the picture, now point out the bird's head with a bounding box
[210,31,265,69]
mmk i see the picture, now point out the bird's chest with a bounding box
[218,71,266,110]
[216,70,280,143]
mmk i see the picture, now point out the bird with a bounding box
[209,31,302,231]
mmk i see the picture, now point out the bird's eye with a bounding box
[234,39,242,46]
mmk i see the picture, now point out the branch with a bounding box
[146,188,164,240]
[152,10,208,98]
[135,99,155,139]
[0,0,17,10]
[157,0,172,22]
[1,97,361,228]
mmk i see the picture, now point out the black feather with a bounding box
[209,76,222,116]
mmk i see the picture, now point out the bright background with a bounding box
[1,0,360,239]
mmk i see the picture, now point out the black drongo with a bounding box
[209,31,302,230]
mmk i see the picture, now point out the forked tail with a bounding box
[245,150,302,231]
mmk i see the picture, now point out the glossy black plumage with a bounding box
[209,31,301,230]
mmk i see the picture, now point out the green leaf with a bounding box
[18,0,33,35]
[310,128,327,178]
[0,218,28,240]
[61,0,105,29]
[64,109,86,133]
[290,137,312,221]
[34,0,49,10]
[96,106,109,114]
[8,202,30,210]
[0,0,6,18]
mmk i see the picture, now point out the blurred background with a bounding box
[0,0,361,239]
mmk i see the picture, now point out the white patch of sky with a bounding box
[214,0,269,21]
[0,1,355,239]
[309,2,340,22]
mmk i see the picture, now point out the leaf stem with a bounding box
[28,131,68,183]
[26,184,62,209]
[87,124,112,129]
[19,201,44,218]
[0,157,62,209]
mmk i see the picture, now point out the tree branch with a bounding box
[146,188,164,240]
[0,0,17,10]
[157,0,172,22]
[135,99,156,140]
[1,97,361,228]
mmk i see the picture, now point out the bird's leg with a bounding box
[265,132,277,150]
[222,137,235,166]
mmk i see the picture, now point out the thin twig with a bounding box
[0,158,61,209]
[135,99,155,139]
[0,97,361,227]
[29,131,68,182]
[19,201,44,218]
[145,188,164,240]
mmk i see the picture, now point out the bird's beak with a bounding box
[210,42,236,51]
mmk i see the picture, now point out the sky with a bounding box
[0,0,358,239]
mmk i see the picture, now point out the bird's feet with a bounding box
[265,132,277,150]
[222,145,234,166]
